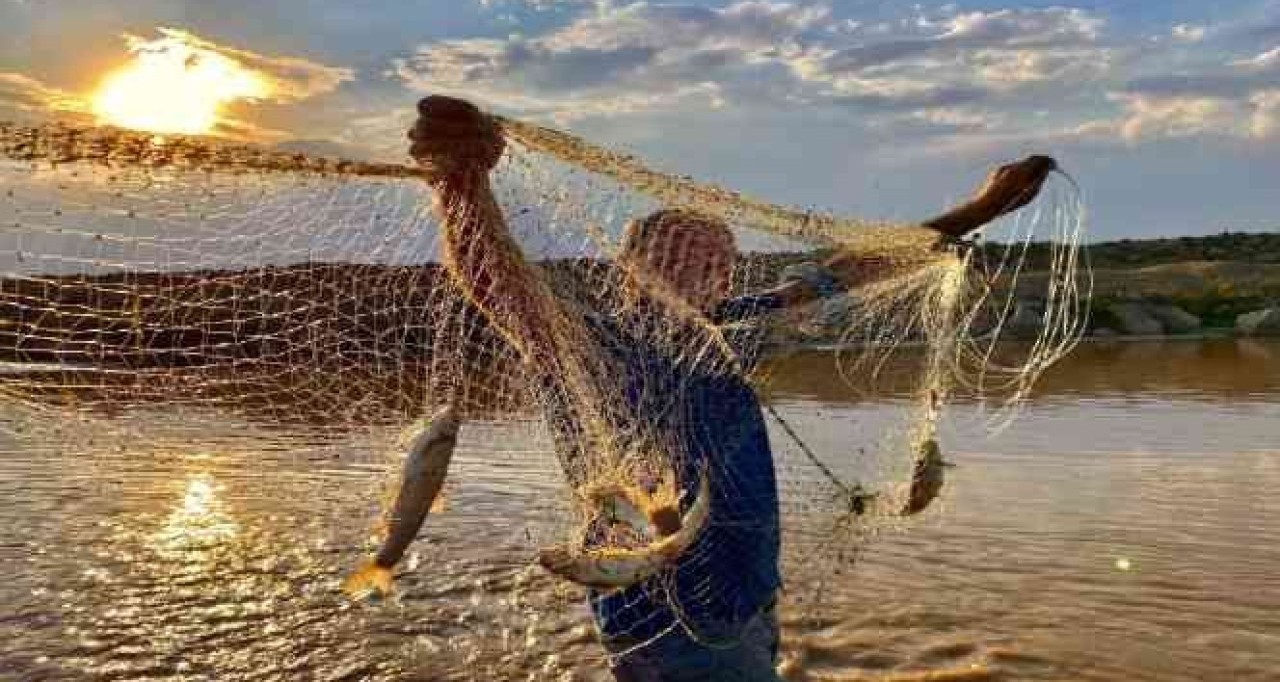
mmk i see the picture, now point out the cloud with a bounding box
[801,7,1111,93]
[273,137,375,160]
[210,115,291,143]
[943,8,1103,44]
[1125,46,1280,99]
[0,28,354,143]
[1110,93,1244,141]
[805,7,1104,71]
[541,1,830,52]
[827,83,988,112]
[392,0,1120,136]
[478,0,597,11]
[1249,89,1280,137]
[0,70,295,141]
[1112,44,1280,141]
[1234,44,1280,69]
[0,72,91,122]
[875,106,1007,138]
[136,28,355,103]
[393,1,830,120]
[386,1,1280,158]
[1172,24,1208,43]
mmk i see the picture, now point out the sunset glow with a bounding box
[93,31,269,135]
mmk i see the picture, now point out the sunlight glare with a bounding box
[155,472,239,551]
[93,31,269,135]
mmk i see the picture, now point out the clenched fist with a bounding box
[408,95,506,182]
[971,155,1057,219]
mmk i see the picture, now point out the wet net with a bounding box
[0,111,1087,667]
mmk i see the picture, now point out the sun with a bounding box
[93,32,270,136]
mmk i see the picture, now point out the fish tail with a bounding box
[342,560,394,599]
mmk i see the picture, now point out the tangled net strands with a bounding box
[499,112,1089,447]
[0,109,1088,658]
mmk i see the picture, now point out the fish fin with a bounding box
[342,560,394,599]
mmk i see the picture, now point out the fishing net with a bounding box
[0,108,1086,667]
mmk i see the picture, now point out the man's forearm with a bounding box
[412,95,618,463]
[922,155,1057,238]
[732,155,1059,315]
[431,172,559,362]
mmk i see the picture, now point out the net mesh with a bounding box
[0,114,1087,664]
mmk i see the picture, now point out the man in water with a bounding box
[408,94,1051,680]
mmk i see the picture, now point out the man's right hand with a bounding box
[922,154,1058,238]
[408,95,506,182]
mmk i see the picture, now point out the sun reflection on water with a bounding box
[154,472,239,552]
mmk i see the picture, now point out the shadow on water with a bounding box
[0,338,1278,680]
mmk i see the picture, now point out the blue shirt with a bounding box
[543,293,788,644]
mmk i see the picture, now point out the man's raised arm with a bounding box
[409,95,563,366]
[749,155,1059,311]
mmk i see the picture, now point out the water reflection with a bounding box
[154,473,239,554]
[0,338,1277,680]
[763,337,1280,403]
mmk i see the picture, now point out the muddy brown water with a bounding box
[2,338,1278,681]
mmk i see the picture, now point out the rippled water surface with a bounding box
[2,338,1279,681]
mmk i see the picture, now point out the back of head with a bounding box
[619,209,737,312]
[620,209,733,263]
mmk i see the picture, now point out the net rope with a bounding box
[0,115,1087,663]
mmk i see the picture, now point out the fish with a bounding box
[537,470,711,590]
[578,470,685,540]
[343,404,460,598]
[902,437,948,516]
[580,482,655,539]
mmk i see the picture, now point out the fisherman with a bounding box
[407,94,1052,681]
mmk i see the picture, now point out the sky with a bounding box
[1,0,1278,240]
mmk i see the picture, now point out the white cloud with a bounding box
[1111,93,1242,141]
[1248,89,1280,138]
[1171,24,1207,43]
[393,1,827,119]
[1113,45,1280,141]
[392,0,1119,139]
[968,46,1113,87]
[941,8,1102,45]
[807,8,1104,73]
[1232,45,1280,69]
[885,106,1005,136]
[478,0,599,11]
[141,28,355,103]
[546,0,829,51]
[782,5,1119,151]
[386,2,1280,156]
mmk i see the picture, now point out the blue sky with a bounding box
[2,0,1278,239]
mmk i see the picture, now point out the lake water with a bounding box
[2,338,1278,681]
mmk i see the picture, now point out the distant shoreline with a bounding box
[2,231,1277,365]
